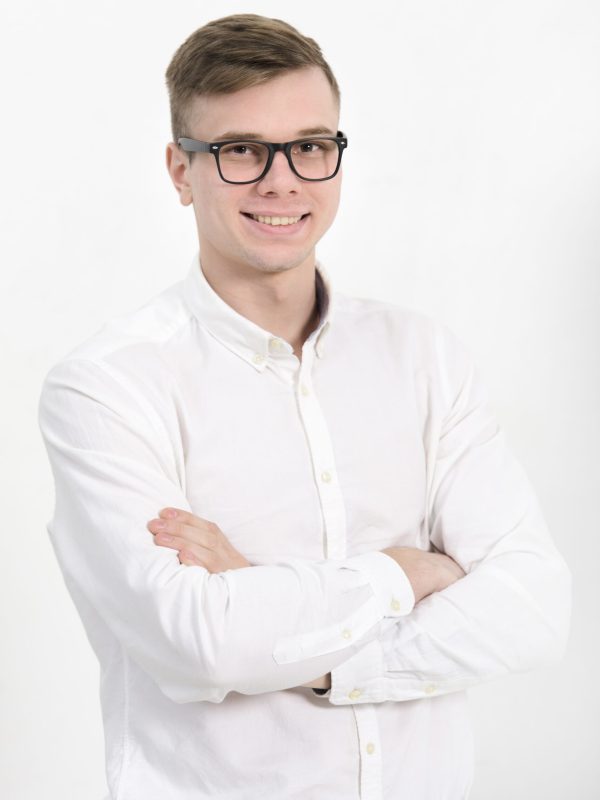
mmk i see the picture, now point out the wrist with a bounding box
[380,547,439,603]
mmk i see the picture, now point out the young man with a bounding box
[38,14,571,800]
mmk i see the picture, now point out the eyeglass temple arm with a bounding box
[178,138,214,153]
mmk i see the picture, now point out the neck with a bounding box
[199,252,321,356]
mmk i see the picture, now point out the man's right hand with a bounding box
[300,547,465,692]
[380,546,466,604]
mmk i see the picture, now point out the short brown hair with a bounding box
[165,14,340,141]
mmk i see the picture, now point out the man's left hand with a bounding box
[147,508,251,573]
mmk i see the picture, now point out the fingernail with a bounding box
[161,508,177,519]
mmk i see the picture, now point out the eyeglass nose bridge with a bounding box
[258,142,298,183]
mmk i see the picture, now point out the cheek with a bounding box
[318,182,342,226]
[193,187,234,232]
[204,186,248,224]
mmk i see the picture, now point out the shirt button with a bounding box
[321,470,332,483]
[269,338,284,352]
[252,353,265,364]
[424,683,437,695]
[390,598,401,612]
[366,743,375,755]
[300,383,310,396]
[348,689,361,701]
[341,629,352,640]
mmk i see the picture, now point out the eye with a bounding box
[299,141,323,153]
[220,143,261,158]
[293,139,336,156]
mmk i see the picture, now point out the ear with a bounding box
[165,142,193,206]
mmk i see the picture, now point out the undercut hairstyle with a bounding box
[165,13,341,142]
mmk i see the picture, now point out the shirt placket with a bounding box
[295,344,347,560]
[353,705,384,800]
[296,343,384,800]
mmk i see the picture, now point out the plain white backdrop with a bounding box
[1,1,598,798]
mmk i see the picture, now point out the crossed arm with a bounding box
[39,334,571,705]
[146,506,467,689]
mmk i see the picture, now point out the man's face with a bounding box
[167,67,342,278]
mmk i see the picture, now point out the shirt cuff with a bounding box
[271,551,415,666]
[341,550,416,618]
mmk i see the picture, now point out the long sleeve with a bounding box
[38,356,415,705]
[328,324,571,704]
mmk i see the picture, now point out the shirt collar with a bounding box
[182,253,335,371]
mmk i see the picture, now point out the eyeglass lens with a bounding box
[218,139,340,182]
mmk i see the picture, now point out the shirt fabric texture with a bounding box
[38,254,571,800]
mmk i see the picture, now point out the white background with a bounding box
[1,1,598,798]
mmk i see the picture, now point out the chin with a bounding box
[239,248,314,275]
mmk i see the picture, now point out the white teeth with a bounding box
[251,214,302,226]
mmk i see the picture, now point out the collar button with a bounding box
[269,338,285,353]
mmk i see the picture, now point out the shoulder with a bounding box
[331,290,479,403]
[334,290,433,328]
[61,279,192,362]
[332,290,468,357]
[46,277,193,368]
[40,278,195,408]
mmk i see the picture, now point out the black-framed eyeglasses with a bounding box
[177,131,348,184]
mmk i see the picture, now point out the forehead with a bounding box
[187,66,340,140]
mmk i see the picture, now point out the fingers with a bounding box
[179,550,202,567]
[151,531,205,554]
[147,509,248,573]
[147,514,222,572]
[156,534,209,564]
[157,507,214,530]
[147,517,218,549]
[149,528,220,571]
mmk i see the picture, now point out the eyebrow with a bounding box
[213,126,337,141]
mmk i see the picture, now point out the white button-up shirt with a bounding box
[38,254,571,800]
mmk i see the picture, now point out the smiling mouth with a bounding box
[242,213,309,227]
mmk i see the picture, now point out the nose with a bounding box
[256,150,301,195]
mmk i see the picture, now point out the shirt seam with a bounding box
[58,290,195,366]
